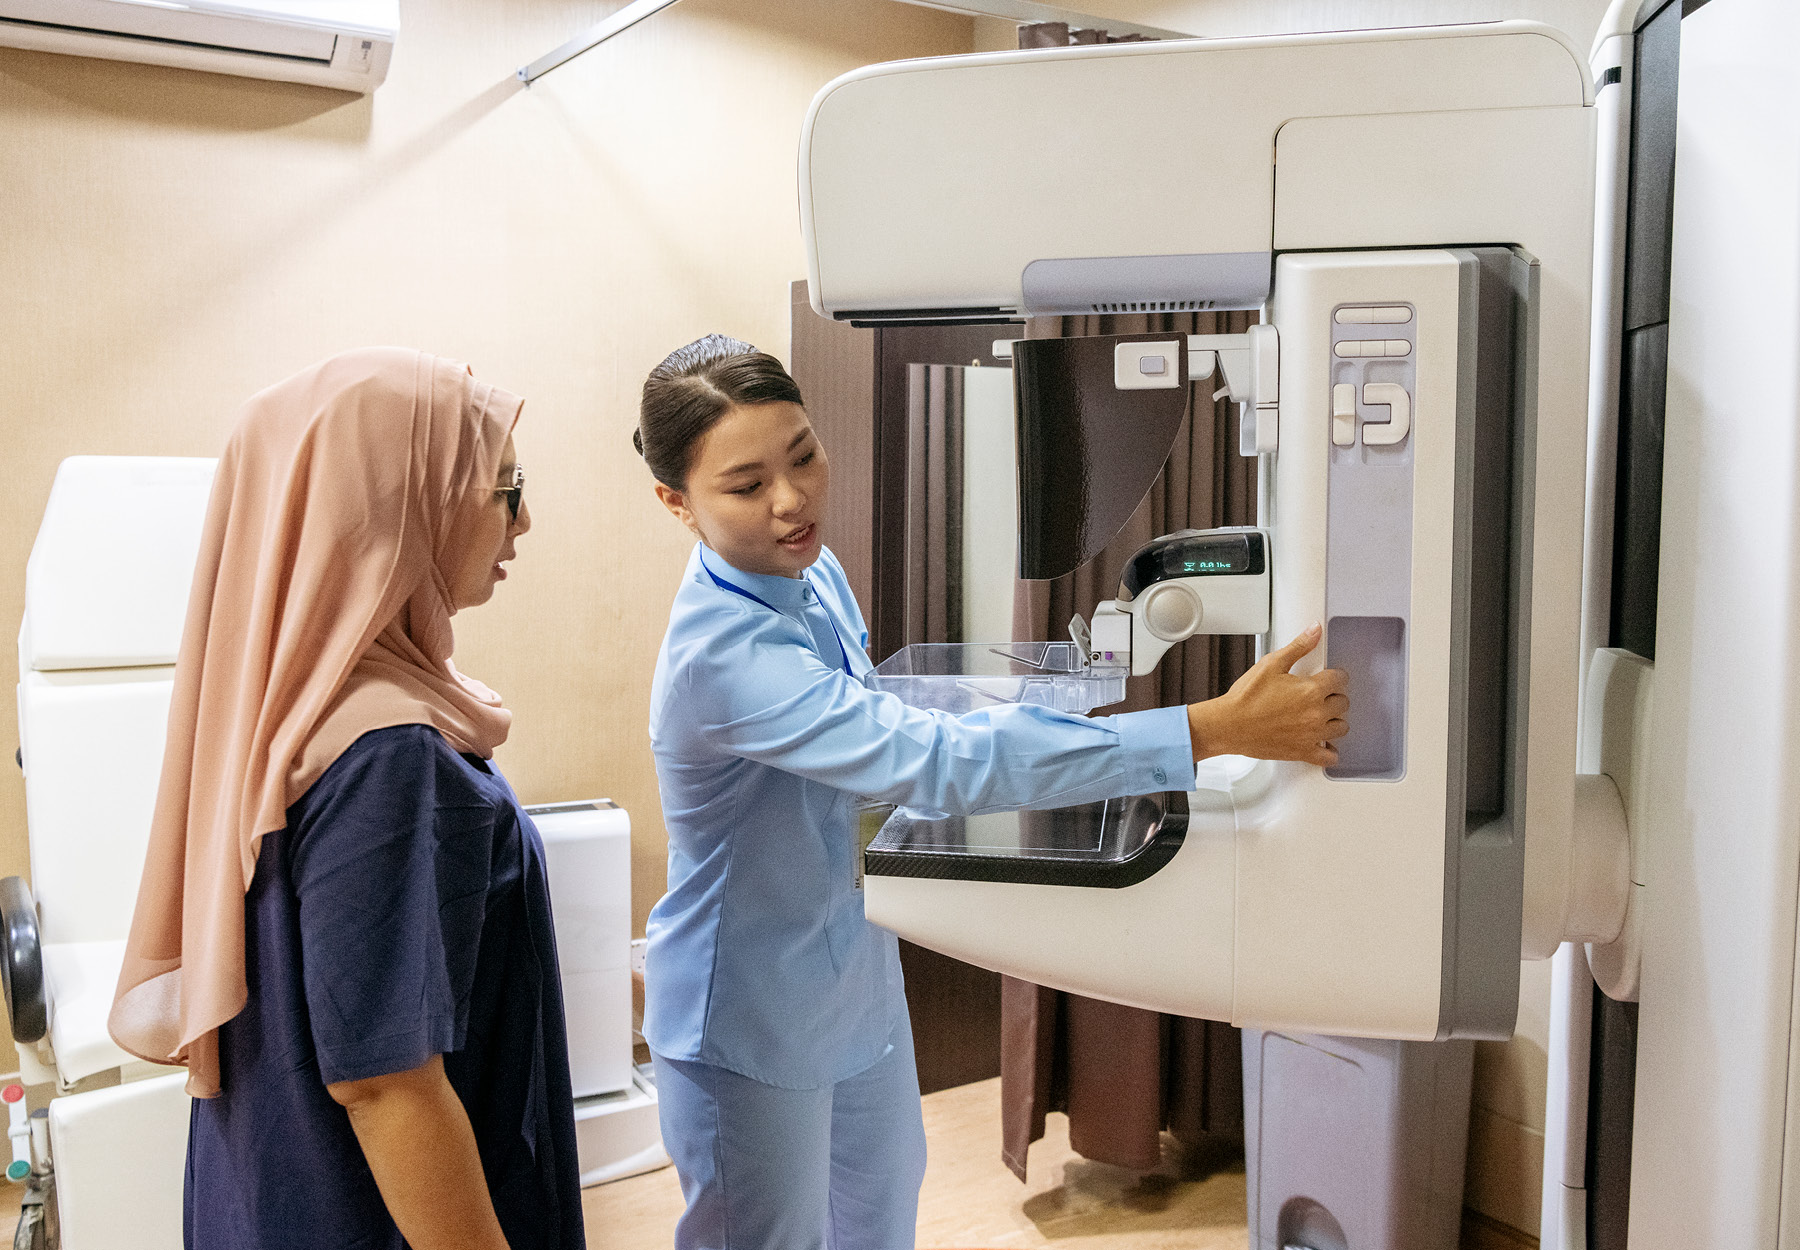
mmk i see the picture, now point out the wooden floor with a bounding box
[584,1075,1540,1249]
[0,1075,1537,1248]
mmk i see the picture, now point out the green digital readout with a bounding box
[1170,545,1251,575]
[1122,532,1263,597]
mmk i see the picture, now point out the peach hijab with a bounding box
[109,347,524,1097]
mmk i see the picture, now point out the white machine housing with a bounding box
[803,22,1589,333]
[0,0,397,93]
[530,800,670,1187]
[807,22,1599,1042]
[1078,527,1273,677]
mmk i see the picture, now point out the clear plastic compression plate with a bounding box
[863,792,1188,889]
[866,642,1127,716]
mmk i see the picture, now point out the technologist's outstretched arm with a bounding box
[676,611,1347,816]
[1187,623,1349,768]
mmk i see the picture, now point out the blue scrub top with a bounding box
[643,544,1193,1091]
[185,724,585,1250]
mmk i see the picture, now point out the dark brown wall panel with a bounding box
[789,279,878,617]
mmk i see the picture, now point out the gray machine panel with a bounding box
[1437,247,1538,1040]
[1324,299,1419,781]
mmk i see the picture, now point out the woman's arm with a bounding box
[327,1055,509,1250]
[683,614,1344,816]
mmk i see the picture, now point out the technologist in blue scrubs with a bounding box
[635,334,1349,1250]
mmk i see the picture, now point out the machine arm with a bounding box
[1070,529,1273,677]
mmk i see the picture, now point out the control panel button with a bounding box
[1114,340,1183,390]
[1361,382,1412,446]
[1332,382,1356,447]
[1334,305,1413,324]
[1338,338,1414,357]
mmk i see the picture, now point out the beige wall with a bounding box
[972,15,1022,50]
[0,0,973,966]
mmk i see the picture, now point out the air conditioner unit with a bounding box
[0,0,398,93]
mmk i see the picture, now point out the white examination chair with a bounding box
[4,456,217,1249]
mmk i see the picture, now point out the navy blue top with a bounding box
[185,724,585,1250]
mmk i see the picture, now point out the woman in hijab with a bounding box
[109,348,584,1250]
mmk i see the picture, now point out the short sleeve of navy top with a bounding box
[184,724,585,1250]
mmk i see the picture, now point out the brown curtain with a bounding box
[1001,308,1258,1179]
[904,364,964,646]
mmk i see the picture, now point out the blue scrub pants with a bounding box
[651,1016,928,1250]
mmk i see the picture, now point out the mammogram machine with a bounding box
[804,18,1608,1048]
[806,5,1800,1247]
[797,15,1727,1250]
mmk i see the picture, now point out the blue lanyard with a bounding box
[699,548,853,678]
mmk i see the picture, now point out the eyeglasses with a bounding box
[496,462,525,521]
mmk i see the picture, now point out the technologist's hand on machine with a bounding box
[1184,624,1347,767]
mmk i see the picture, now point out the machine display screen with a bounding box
[1179,552,1250,574]
[1120,531,1265,598]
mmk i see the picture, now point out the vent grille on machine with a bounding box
[1090,299,1215,313]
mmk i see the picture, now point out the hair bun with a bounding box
[636,336,803,490]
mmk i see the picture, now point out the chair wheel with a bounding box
[13,1173,54,1250]
[11,1204,46,1250]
